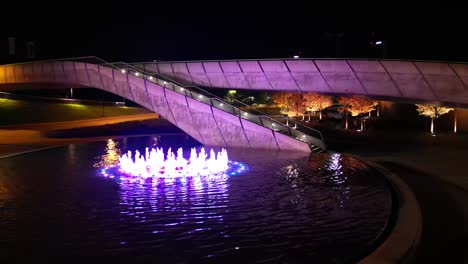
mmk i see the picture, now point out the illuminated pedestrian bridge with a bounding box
[2,57,468,152]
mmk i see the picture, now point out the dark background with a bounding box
[1,3,467,63]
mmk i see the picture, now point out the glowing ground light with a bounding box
[99,147,247,180]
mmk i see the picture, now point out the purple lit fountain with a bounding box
[100,147,246,180]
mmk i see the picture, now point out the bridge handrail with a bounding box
[109,62,326,150]
[1,56,326,150]
[1,56,115,66]
[119,62,326,145]
[130,58,468,65]
[4,56,467,67]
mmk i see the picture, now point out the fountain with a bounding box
[100,147,245,179]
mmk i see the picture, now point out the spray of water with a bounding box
[118,147,229,178]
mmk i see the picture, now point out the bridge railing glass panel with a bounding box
[103,60,325,150]
[241,112,263,126]
[210,98,239,116]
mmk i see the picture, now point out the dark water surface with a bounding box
[0,135,392,263]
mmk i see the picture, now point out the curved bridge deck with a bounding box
[0,58,325,152]
[133,59,468,106]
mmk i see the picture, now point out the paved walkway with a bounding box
[334,132,468,263]
[0,114,157,157]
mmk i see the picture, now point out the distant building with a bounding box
[1,37,36,64]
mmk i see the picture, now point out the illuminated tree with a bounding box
[415,104,454,134]
[287,93,306,117]
[271,92,291,113]
[338,97,378,130]
[337,98,351,129]
[302,93,333,120]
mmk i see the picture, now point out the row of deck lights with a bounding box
[121,68,309,143]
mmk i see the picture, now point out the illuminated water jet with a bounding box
[100,147,245,179]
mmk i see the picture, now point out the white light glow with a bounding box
[376,41,382,45]
[121,69,126,73]
[135,72,140,76]
[118,147,229,178]
[149,76,153,80]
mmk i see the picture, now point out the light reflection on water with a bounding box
[0,135,392,263]
[93,139,121,168]
[95,138,232,241]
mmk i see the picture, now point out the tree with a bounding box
[302,93,333,120]
[415,104,454,134]
[337,98,351,129]
[271,92,291,113]
[287,93,306,117]
[338,97,378,130]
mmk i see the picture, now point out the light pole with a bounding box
[374,39,387,58]
[325,32,344,57]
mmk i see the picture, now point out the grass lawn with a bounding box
[0,98,151,126]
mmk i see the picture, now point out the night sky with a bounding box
[3,3,468,62]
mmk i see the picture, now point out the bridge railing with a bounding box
[131,57,468,64]
[109,62,326,150]
[1,57,325,150]
[123,63,325,147]
[2,56,117,67]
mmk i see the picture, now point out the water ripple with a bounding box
[0,136,392,263]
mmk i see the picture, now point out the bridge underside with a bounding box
[134,59,468,107]
[0,61,313,152]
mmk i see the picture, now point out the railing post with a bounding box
[259,116,264,127]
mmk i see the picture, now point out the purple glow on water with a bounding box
[98,147,246,180]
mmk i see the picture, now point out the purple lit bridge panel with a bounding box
[347,60,401,97]
[0,60,323,152]
[186,97,226,147]
[187,62,212,87]
[146,82,177,125]
[240,119,279,151]
[212,108,251,148]
[415,62,468,101]
[219,61,250,89]
[127,75,153,110]
[86,64,104,90]
[113,68,135,101]
[381,61,437,101]
[74,62,91,87]
[99,66,117,95]
[450,64,468,97]
[203,62,230,88]
[135,59,468,105]
[164,89,205,144]
[172,63,194,86]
